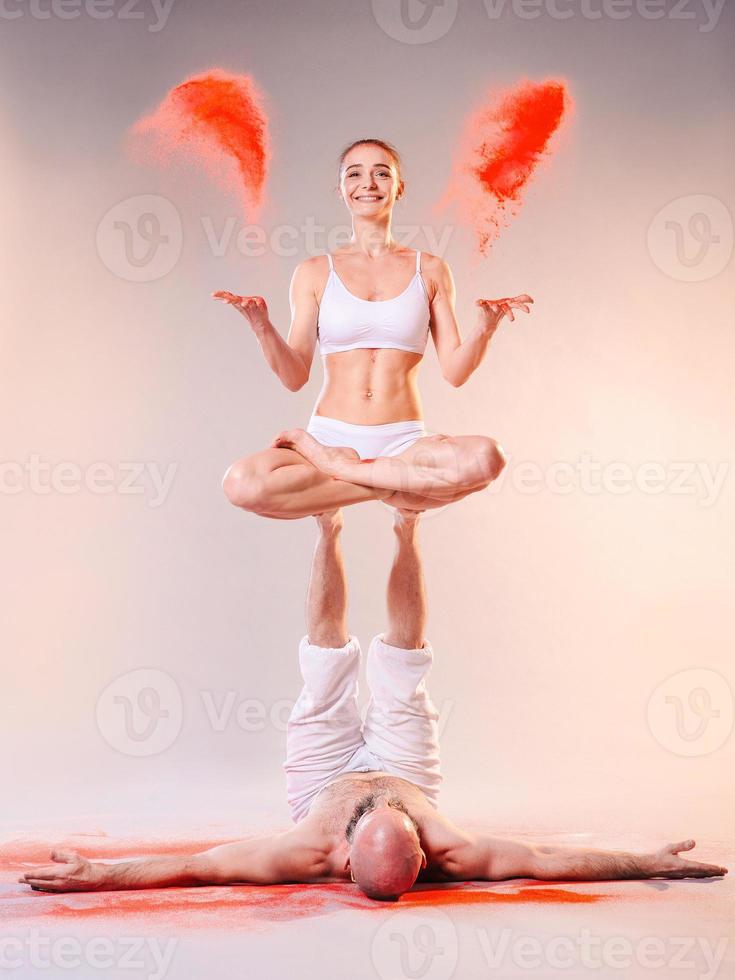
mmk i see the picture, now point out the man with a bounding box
[19,509,728,899]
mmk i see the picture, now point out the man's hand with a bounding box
[18,850,108,893]
[643,839,728,880]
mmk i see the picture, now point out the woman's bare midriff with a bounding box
[314,347,425,424]
[312,249,433,425]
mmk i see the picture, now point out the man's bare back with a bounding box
[298,771,458,882]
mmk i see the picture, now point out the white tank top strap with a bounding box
[326,252,334,271]
[416,249,421,273]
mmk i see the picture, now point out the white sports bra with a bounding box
[316,250,430,356]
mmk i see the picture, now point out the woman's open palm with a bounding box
[212,291,270,332]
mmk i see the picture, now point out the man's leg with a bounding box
[283,509,366,821]
[384,509,427,650]
[362,509,442,805]
[305,509,349,648]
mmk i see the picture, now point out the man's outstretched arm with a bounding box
[18,830,330,893]
[442,835,728,882]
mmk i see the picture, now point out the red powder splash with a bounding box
[2,880,605,930]
[127,68,272,220]
[435,78,572,256]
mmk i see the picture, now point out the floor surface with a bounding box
[2,818,732,980]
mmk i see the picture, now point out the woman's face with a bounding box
[339,144,402,215]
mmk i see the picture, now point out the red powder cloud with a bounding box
[127,68,272,220]
[436,78,572,255]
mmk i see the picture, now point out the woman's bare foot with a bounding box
[271,429,360,476]
[314,507,344,534]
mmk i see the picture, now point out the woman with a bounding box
[213,138,532,520]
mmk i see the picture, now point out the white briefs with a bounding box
[283,632,443,823]
[306,413,428,461]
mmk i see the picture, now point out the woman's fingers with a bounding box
[212,291,249,308]
[477,295,534,319]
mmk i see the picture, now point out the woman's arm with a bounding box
[212,261,318,393]
[428,258,532,387]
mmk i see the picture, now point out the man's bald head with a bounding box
[346,795,425,900]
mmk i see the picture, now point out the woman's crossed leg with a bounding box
[223,430,506,521]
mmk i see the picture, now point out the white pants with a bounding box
[284,632,442,822]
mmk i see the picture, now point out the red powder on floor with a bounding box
[435,78,572,255]
[400,885,601,906]
[3,883,603,930]
[127,68,272,219]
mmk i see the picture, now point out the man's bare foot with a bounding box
[393,505,424,532]
[271,429,360,476]
[314,508,344,534]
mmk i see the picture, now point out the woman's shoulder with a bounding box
[418,249,446,269]
[293,254,332,283]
